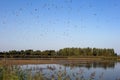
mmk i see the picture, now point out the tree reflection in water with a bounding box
[63,61,115,69]
[18,61,119,80]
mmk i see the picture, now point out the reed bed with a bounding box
[0,60,120,80]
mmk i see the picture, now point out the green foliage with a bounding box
[58,47,116,57]
[0,47,117,58]
[0,66,19,80]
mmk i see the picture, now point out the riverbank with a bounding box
[0,57,119,65]
[0,57,120,80]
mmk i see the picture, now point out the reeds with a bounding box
[0,64,120,80]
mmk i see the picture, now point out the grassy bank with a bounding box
[0,56,118,65]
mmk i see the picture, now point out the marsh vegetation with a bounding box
[0,60,120,80]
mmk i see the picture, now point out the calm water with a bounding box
[19,61,120,80]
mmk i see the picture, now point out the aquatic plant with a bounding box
[0,63,120,80]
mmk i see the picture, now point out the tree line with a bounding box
[0,47,117,58]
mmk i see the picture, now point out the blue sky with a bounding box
[0,0,120,54]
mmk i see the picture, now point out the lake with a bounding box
[18,61,120,80]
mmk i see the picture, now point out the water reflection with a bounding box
[19,61,120,80]
[64,61,115,69]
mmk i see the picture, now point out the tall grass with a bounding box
[0,64,120,80]
[0,65,44,80]
[0,65,94,80]
[0,65,25,80]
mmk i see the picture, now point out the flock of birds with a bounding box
[0,0,80,43]
[0,0,118,46]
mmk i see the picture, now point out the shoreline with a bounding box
[0,57,118,65]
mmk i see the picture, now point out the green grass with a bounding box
[0,65,25,80]
[0,65,45,80]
